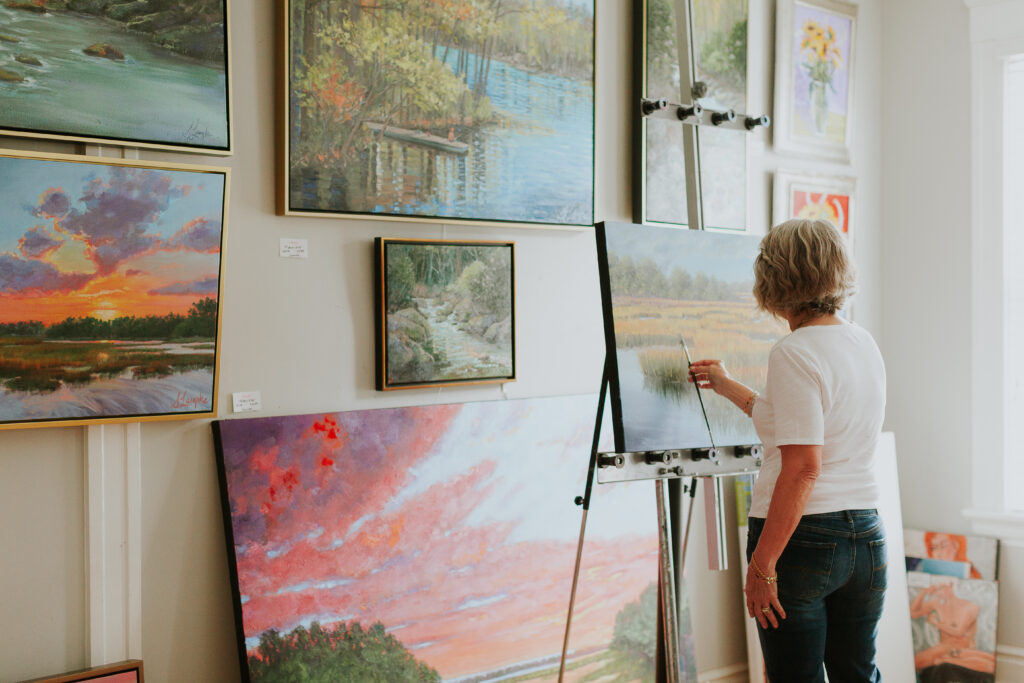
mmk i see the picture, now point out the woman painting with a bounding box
[689,219,887,682]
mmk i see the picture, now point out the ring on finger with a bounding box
[760,606,771,613]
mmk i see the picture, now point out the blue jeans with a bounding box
[747,510,887,683]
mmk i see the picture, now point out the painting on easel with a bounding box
[214,395,680,682]
[596,222,787,453]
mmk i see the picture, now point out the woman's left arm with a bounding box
[745,444,822,628]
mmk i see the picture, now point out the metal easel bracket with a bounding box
[641,96,771,134]
[595,444,762,484]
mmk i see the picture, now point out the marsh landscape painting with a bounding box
[214,395,687,682]
[285,0,593,225]
[642,0,747,229]
[0,0,229,151]
[0,152,227,428]
[597,222,787,452]
[377,239,513,389]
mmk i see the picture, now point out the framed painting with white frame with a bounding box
[281,0,594,227]
[772,169,855,241]
[0,149,229,430]
[773,0,857,163]
[375,238,515,390]
[0,1,231,155]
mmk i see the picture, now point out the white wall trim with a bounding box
[966,0,1024,522]
[85,423,143,665]
[963,507,1024,545]
[996,644,1024,681]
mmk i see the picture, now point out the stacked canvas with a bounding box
[904,529,1000,683]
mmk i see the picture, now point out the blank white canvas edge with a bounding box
[737,432,915,682]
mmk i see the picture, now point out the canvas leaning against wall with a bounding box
[0,1,230,153]
[375,238,514,390]
[596,222,788,453]
[282,0,594,226]
[774,0,857,162]
[20,659,144,683]
[639,0,749,230]
[0,150,228,429]
[213,395,685,683]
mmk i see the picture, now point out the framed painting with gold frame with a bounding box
[0,149,229,430]
[280,0,594,226]
[375,238,514,390]
[0,2,231,154]
[21,659,144,683]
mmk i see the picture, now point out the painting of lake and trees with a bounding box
[0,0,229,152]
[377,239,513,389]
[0,152,227,429]
[597,222,788,453]
[214,395,684,682]
[285,0,593,225]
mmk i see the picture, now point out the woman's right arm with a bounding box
[688,359,759,415]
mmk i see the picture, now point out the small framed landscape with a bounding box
[773,0,857,162]
[21,659,144,683]
[375,238,514,390]
[0,149,229,430]
[0,0,230,154]
[282,0,593,226]
[772,170,855,240]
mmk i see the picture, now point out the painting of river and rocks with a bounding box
[285,0,593,225]
[596,222,788,453]
[641,0,748,230]
[0,151,227,429]
[0,0,228,152]
[377,239,513,389]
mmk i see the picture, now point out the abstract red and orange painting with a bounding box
[214,395,669,682]
[0,151,227,429]
[773,170,855,239]
[790,188,851,234]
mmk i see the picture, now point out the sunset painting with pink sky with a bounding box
[214,395,693,682]
[0,153,226,427]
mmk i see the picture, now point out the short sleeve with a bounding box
[766,344,824,446]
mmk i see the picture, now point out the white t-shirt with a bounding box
[749,320,886,517]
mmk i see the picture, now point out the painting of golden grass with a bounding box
[598,222,787,452]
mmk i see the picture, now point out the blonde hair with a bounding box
[753,219,855,315]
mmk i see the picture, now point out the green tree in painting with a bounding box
[248,621,440,683]
[289,0,593,204]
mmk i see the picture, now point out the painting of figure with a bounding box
[376,239,514,389]
[0,0,229,152]
[904,529,999,581]
[597,222,788,452]
[907,572,998,683]
[0,151,227,428]
[214,395,690,682]
[283,0,593,225]
[641,0,748,230]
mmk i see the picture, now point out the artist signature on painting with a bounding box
[182,119,213,143]
[172,391,210,410]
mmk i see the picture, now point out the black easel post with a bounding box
[558,359,610,682]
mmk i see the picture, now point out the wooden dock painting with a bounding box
[214,396,686,682]
[285,0,594,225]
[0,153,227,428]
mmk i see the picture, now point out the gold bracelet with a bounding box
[750,556,778,585]
[743,391,759,416]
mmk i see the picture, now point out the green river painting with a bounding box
[0,0,229,152]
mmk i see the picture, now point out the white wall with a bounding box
[0,0,888,681]
[881,0,1024,678]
